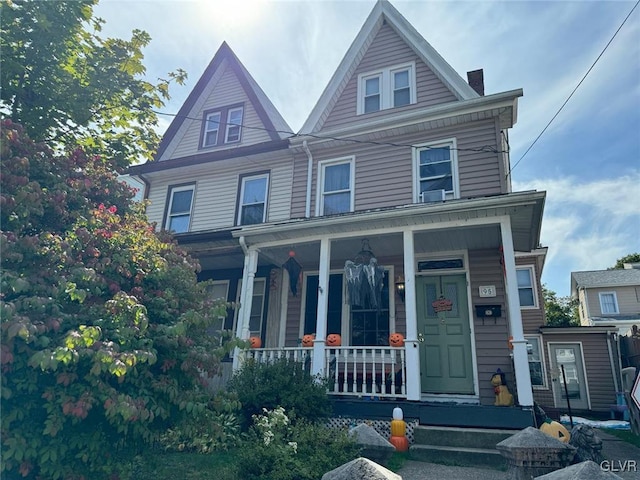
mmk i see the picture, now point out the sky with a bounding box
[95,0,640,297]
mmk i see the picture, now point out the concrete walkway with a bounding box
[397,430,640,480]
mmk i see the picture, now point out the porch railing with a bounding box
[244,346,407,400]
[325,347,406,399]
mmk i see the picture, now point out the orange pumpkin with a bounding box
[249,336,262,349]
[326,333,341,347]
[302,334,315,347]
[389,435,409,452]
[389,333,405,347]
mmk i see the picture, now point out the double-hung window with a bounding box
[414,139,458,201]
[318,157,354,216]
[599,292,619,314]
[238,173,269,225]
[165,184,195,233]
[201,104,244,148]
[516,266,538,308]
[357,62,415,114]
[525,336,546,388]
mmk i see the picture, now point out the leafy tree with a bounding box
[0,0,185,168]
[611,253,640,269]
[543,285,579,327]
[0,121,240,479]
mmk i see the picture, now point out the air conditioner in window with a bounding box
[420,189,446,203]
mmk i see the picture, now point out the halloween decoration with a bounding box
[389,333,405,347]
[389,407,409,452]
[302,334,315,347]
[569,424,602,463]
[282,250,302,296]
[491,368,514,406]
[344,239,385,310]
[540,419,570,443]
[249,336,262,349]
[326,333,341,347]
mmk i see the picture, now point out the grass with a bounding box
[602,428,640,448]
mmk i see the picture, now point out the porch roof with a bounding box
[234,190,545,252]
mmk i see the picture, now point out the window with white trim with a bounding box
[414,140,458,201]
[357,62,416,114]
[238,173,269,225]
[599,292,619,314]
[225,107,243,143]
[234,278,266,338]
[207,280,230,335]
[318,158,354,216]
[201,105,244,148]
[525,336,546,388]
[516,266,538,308]
[165,185,194,233]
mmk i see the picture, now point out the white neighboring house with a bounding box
[571,263,640,335]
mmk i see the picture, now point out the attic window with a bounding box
[201,104,244,148]
[357,62,415,115]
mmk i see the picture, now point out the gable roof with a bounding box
[299,0,479,135]
[571,268,640,296]
[155,41,292,161]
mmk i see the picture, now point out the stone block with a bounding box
[349,423,395,466]
[321,457,402,480]
[496,426,577,479]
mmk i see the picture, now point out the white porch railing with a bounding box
[245,347,314,366]
[244,346,407,400]
[325,347,406,399]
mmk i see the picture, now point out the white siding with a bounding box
[146,154,293,231]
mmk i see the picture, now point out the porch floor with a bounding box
[330,398,534,429]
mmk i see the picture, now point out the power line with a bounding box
[150,109,509,155]
[508,0,640,177]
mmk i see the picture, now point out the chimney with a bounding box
[467,69,484,96]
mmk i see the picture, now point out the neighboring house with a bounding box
[517,252,629,416]
[571,264,640,336]
[129,1,548,428]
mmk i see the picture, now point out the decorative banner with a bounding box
[432,297,453,313]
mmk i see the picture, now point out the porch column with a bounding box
[403,230,421,401]
[500,217,534,406]
[312,237,331,376]
[233,247,259,370]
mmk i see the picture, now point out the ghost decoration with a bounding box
[282,250,302,296]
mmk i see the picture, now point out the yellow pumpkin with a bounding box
[326,333,341,347]
[302,334,315,347]
[390,419,406,437]
[540,420,570,443]
[389,435,409,452]
[249,336,262,349]
[389,333,405,347]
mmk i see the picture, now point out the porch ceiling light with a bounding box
[395,275,405,303]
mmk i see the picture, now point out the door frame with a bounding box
[547,341,591,410]
[415,250,479,402]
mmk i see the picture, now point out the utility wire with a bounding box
[150,108,509,155]
[509,0,640,177]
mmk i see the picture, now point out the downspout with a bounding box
[239,236,249,255]
[138,174,151,200]
[303,140,313,218]
[607,331,620,393]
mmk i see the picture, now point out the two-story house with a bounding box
[571,264,640,336]
[129,1,546,428]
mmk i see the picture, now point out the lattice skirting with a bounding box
[326,416,418,444]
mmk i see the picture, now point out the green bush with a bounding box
[227,358,332,427]
[235,407,361,480]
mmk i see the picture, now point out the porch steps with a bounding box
[410,425,517,468]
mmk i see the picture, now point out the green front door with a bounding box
[416,275,474,394]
